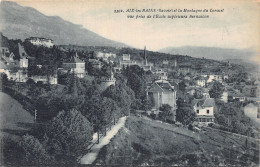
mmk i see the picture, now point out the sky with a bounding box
[5,0,260,54]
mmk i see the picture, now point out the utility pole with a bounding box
[34,109,37,123]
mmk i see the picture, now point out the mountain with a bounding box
[0,1,128,47]
[159,46,257,61]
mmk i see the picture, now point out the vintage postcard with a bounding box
[0,0,259,166]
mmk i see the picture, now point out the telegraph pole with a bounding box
[34,109,37,123]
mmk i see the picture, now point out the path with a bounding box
[80,116,127,165]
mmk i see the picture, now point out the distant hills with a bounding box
[159,46,257,61]
[0,1,128,47]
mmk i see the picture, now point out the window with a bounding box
[207,110,210,114]
[196,110,199,114]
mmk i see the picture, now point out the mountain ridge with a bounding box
[0,1,128,47]
[159,46,257,61]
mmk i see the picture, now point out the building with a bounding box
[30,75,58,84]
[201,74,223,83]
[178,65,191,75]
[192,98,215,126]
[194,76,206,87]
[152,69,168,80]
[122,54,131,61]
[18,43,29,68]
[25,37,54,48]
[95,52,116,62]
[228,91,246,102]
[89,59,102,69]
[62,53,85,78]
[100,71,116,90]
[146,80,177,120]
[242,85,258,97]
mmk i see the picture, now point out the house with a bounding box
[62,53,85,78]
[122,54,131,61]
[146,80,177,120]
[229,91,246,102]
[194,76,206,87]
[25,37,54,48]
[178,65,191,75]
[162,59,169,65]
[192,98,215,126]
[120,54,136,67]
[152,69,168,80]
[242,85,258,97]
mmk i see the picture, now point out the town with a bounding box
[1,33,259,166]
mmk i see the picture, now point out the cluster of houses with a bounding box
[1,36,259,127]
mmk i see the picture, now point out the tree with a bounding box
[159,104,172,122]
[44,109,93,161]
[18,134,53,165]
[176,99,195,126]
[178,81,187,92]
[209,81,224,99]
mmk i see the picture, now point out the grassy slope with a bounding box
[0,92,34,139]
[95,116,259,166]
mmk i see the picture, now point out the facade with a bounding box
[25,37,54,48]
[62,53,85,78]
[192,98,215,126]
[146,80,177,120]
[152,69,168,80]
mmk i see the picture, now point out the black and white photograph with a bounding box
[0,0,259,166]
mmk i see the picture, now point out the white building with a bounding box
[152,69,168,80]
[202,74,223,83]
[25,37,54,48]
[192,98,215,126]
[194,76,206,87]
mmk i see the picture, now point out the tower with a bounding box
[144,46,147,66]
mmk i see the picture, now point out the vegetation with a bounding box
[176,98,195,126]
[209,81,224,99]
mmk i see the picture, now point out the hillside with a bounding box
[159,46,256,61]
[0,1,127,47]
[0,92,34,141]
[94,116,259,166]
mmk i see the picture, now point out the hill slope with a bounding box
[0,1,127,47]
[95,116,259,166]
[0,92,34,131]
[159,46,256,61]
